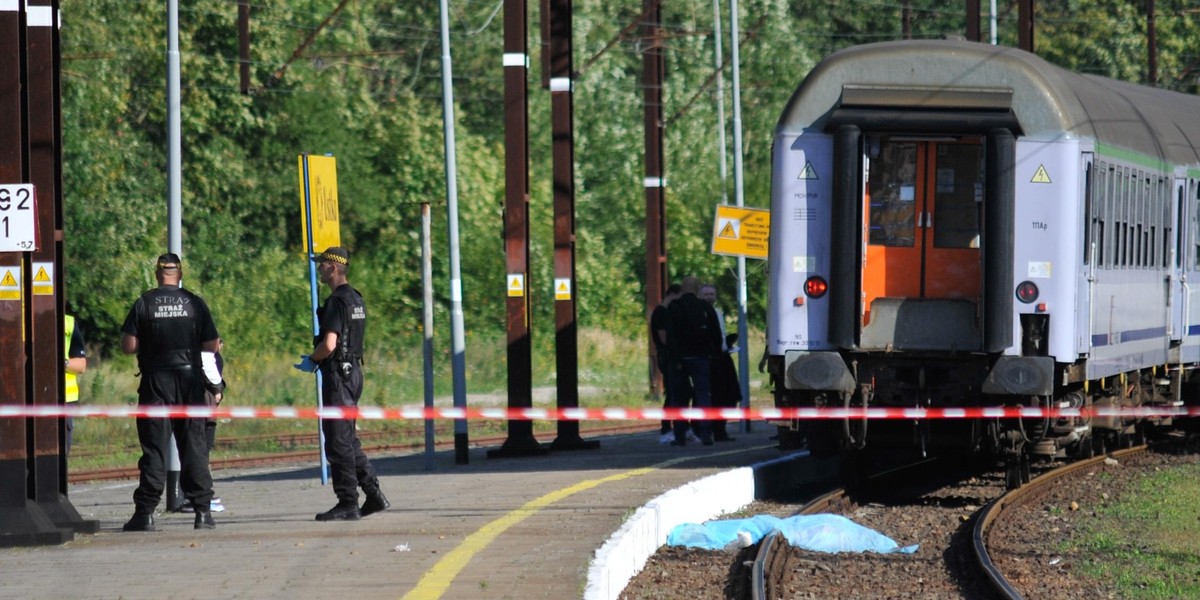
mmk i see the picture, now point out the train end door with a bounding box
[860,137,983,351]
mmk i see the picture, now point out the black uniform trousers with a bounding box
[133,367,213,513]
[710,352,742,440]
[320,362,377,504]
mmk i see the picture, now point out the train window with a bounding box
[1145,175,1154,268]
[1194,181,1200,269]
[932,145,982,248]
[1161,178,1171,269]
[1137,223,1144,267]
[1175,185,1184,269]
[1105,164,1116,267]
[1150,225,1157,268]
[1124,168,1134,267]
[1083,160,1094,266]
[1115,169,1125,266]
[866,142,916,247]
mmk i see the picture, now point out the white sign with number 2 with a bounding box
[0,184,36,252]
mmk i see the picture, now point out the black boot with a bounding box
[360,488,390,518]
[122,511,156,532]
[194,510,216,530]
[166,471,185,513]
[315,501,360,521]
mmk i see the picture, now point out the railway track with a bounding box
[747,447,1150,600]
[69,423,656,483]
[972,445,1148,600]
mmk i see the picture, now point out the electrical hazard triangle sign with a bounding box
[554,278,571,301]
[797,161,818,180]
[32,262,54,295]
[711,205,770,259]
[507,273,525,297]
[0,268,20,301]
[717,219,739,240]
[1031,165,1052,184]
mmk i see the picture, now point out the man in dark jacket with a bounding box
[650,283,683,443]
[120,253,224,531]
[295,247,390,521]
[665,275,723,446]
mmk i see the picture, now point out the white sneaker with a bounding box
[658,433,674,445]
[687,431,702,443]
[210,498,226,512]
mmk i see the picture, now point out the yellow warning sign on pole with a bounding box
[32,261,53,296]
[507,273,525,297]
[711,205,770,259]
[0,266,21,301]
[554,278,571,301]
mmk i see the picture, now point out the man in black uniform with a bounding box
[120,253,225,531]
[666,275,723,446]
[295,247,390,521]
[650,283,683,443]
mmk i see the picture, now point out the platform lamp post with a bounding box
[437,0,471,465]
[729,0,752,427]
[163,0,186,512]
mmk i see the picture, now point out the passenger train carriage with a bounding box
[766,40,1200,485]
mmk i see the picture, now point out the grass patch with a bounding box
[70,327,772,471]
[1072,463,1200,599]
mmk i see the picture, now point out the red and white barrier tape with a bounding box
[1,404,1198,420]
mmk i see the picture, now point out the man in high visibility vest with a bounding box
[64,313,87,455]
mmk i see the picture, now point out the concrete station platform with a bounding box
[1,423,812,600]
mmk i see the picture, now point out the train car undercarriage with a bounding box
[770,356,1194,488]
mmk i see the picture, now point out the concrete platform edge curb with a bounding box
[582,451,808,600]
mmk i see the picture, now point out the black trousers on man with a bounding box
[321,363,379,503]
[133,368,213,514]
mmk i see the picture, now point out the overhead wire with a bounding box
[59,0,1199,106]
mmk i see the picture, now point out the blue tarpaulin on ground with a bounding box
[666,514,919,554]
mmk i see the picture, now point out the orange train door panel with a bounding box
[862,138,983,350]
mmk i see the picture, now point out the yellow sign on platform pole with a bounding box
[710,205,770,259]
[297,154,341,253]
[296,153,340,486]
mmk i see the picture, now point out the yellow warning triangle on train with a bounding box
[1031,164,1052,183]
[34,266,51,282]
[0,270,16,287]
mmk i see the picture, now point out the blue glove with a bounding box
[293,355,318,373]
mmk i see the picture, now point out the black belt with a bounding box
[143,364,194,373]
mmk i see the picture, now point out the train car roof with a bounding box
[778,39,1200,169]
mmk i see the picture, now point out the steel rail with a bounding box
[972,445,1148,600]
[750,457,945,599]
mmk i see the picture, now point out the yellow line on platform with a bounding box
[400,445,767,600]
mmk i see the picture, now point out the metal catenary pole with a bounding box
[492,0,543,458]
[547,0,596,452]
[643,0,667,398]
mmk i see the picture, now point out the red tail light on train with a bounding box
[1015,281,1039,303]
[805,276,828,298]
